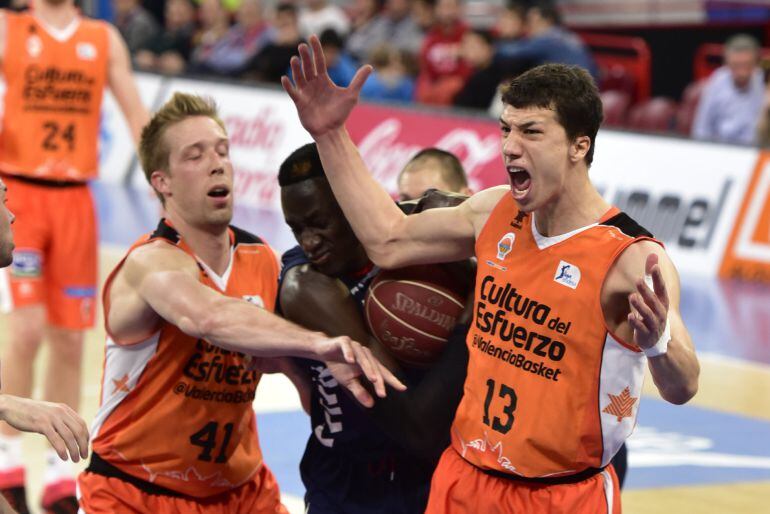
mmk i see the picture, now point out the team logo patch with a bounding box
[26,34,42,57]
[11,250,42,278]
[496,232,516,261]
[553,260,581,289]
[243,295,264,307]
[76,42,97,60]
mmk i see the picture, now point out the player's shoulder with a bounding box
[608,239,670,293]
[230,225,267,246]
[466,186,508,212]
[124,239,199,278]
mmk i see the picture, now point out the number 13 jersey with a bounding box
[0,11,108,181]
[452,193,658,478]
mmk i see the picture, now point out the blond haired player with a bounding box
[76,92,402,513]
[0,0,149,510]
[283,37,699,513]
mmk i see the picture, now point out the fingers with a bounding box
[649,262,669,311]
[351,343,385,397]
[61,406,90,460]
[629,292,658,334]
[42,425,70,461]
[53,417,84,462]
[345,378,374,408]
[298,43,317,82]
[636,276,666,321]
[349,65,373,94]
[289,56,306,89]
[627,311,650,340]
[281,75,299,102]
[644,253,658,276]
[309,34,327,76]
[378,362,407,392]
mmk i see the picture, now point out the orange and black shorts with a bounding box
[0,174,97,329]
[425,446,621,514]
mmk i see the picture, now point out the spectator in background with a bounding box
[397,148,471,200]
[187,0,271,76]
[319,29,358,86]
[299,0,350,39]
[494,0,526,44]
[755,80,770,146]
[242,2,303,83]
[188,0,232,72]
[414,0,470,105]
[347,0,425,63]
[692,34,765,145]
[134,0,197,74]
[113,0,160,54]
[453,29,509,110]
[360,44,416,101]
[412,0,435,33]
[346,0,384,62]
[496,0,598,81]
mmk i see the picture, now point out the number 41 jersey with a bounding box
[0,11,108,181]
[90,220,279,498]
[453,194,658,478]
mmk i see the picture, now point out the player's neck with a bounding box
[166,212,231,275]
[532,173,609,237]
[34,2,79,29]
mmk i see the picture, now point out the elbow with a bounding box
[661,380,698,405]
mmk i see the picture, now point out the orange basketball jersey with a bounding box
[0,11,108,181]
[90,220,279,498]
[452,194,659,478]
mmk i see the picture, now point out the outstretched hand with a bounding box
[628,253,670,352]
[281,35,372,138]
[0,395,89,462]
[316,336,406,407]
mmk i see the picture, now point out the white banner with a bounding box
[590,131,756,276]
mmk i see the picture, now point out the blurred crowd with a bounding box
[109,0,596,111]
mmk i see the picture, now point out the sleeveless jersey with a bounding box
[0,11,109,181]
[90,219,279,498]
[452,193,658,478]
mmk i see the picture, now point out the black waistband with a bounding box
[85,452,187,498]
[1,173,86,188]
[478,462,606,486]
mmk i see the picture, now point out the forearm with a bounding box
[647,337,699,405]
[191,296,324,360]
[315,127,408,262]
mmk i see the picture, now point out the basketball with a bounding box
[365,264,470,367]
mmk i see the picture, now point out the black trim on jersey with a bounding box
[230,225,264,247]
[601,212,654,238]
[86,452,186,498]
[149,219,181,245]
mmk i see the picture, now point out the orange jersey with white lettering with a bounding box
[452,193,659,478]
[91,220,279,498]
[0,11,108,181]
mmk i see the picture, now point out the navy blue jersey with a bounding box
[279,245,432,514]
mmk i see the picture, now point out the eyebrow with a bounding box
[498,119,542,130]
[180,137,229,153]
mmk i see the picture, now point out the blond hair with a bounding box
[138,92,226,203]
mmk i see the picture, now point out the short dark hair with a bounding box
[501,63,603,165]
[275,2,297,15]
[401,147,468,190]
[320,29,344,50]
[528,0,562,25]
[278,143,326,186]
[467,28,495,47]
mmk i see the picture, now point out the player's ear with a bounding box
[150,170,171,199]
[569,136,591,163]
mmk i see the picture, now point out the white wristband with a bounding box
[643,317,671,358]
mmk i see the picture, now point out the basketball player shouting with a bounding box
[76,93,402,513]
[0,0,149,509]
[283,37,699,513]
[277,143,471,513]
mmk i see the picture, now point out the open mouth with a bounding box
[207,185,230,199]
[507,166,532,199]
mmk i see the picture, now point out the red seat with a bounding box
[675,79,708,135]
[627,97,679,132]
[600,90,631,128]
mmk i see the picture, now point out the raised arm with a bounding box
[107,24,150,145]
[604,242,700,404]
[282,36,499,268]
[108,241,405,406]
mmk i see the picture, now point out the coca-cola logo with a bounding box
[356,118,501,191]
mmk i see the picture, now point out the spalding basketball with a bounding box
[365,264,469,367]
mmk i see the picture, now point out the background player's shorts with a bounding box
[77,464,288,514]
[425,446,621,514]
[0,175,97,329]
